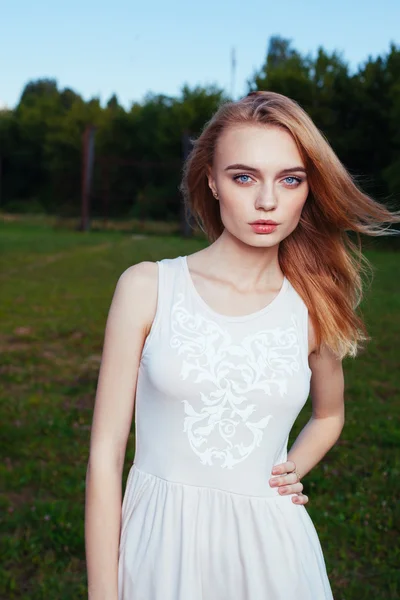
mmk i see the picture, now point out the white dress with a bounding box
[118,255,334,599]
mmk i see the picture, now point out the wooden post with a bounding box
[80,125,96,231]
[181,130,194,237]
[101,158,110,227]
[0,156,2,209]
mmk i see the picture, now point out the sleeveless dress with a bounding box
[118,255,334,600]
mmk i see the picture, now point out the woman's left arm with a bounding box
[270,342,345,503]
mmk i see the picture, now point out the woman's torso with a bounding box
[133,255,312,497]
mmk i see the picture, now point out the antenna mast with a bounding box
[231,47,237,100]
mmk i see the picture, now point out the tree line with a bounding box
[0,36,399,221]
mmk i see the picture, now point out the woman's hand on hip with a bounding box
[269,460,308,505]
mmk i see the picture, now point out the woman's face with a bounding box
[207,124,310,247]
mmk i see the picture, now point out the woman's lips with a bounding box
[250,223,278,234]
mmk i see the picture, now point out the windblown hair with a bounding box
[179,90,400,360]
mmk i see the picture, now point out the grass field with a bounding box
[1,217,399,599]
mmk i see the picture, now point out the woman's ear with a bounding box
[206,165,217,197]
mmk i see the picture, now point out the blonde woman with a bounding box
[85,91,400,599]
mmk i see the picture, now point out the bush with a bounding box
[2,198,47,214]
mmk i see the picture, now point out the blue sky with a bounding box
[1,0,399,110]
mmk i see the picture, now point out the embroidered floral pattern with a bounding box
[170,293,302,469]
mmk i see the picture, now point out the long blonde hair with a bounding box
[179,90,400,360]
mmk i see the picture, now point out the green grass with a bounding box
[0,219,399,599]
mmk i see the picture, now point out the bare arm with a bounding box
[270,318,345,498]
[286,337,345,480]
[85,261,158,600]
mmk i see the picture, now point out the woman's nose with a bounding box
[254,185,278,210]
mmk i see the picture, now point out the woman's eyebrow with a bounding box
[224,163,307,175]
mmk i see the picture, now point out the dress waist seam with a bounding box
[131,462,291,502]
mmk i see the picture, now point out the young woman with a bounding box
[85,91,400,600]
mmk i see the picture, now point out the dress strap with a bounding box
[287,283,312,378]
[140,259,165,358]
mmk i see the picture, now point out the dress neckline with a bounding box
[180,255,289,322]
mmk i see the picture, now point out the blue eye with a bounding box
[233,174,252,184]
[284,176,302,186]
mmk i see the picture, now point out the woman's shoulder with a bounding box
[115,262,159,335]
[118,261,158,290]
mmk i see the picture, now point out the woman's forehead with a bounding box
[214,124,305,169]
